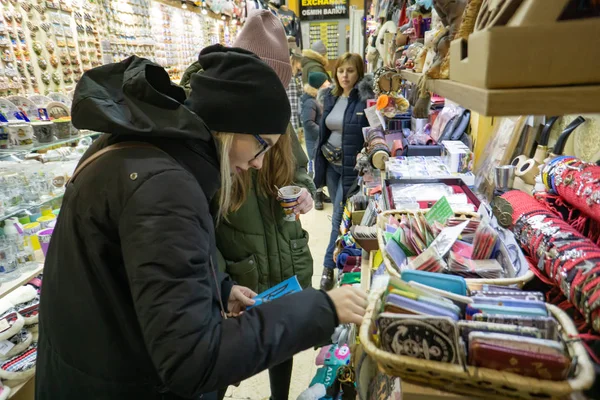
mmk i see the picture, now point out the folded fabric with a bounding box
[0,342,36,382]
[5,287,39,325]
[0,299,24,342]
[336,248,362,270]
[26,324,38,334]
[0,329,33,361]
[5,287,36,307]
[342,256,362,273]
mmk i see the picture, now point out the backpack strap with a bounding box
[67,140,230,318]
[68,141,162,185]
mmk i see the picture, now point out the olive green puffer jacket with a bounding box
[181,63,316,292]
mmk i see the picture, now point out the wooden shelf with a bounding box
[0,264,43,300]
[400,71,600,117]
[8,376,34,399]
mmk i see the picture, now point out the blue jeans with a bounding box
[324,163,344,269]
[305,135,318,162]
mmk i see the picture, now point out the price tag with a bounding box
[0,319,10,333]
[425,197,454,226]
[0,340,14,356]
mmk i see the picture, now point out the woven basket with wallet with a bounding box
[376,210,535,289]
[359,285,595,400]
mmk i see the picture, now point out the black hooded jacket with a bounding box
[35,56,338,400]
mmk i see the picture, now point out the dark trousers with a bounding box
[216,358,294,400]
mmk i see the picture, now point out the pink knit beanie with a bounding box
[233,10,292,89]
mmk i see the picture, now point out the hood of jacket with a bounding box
[358,74,375,101]
[72,56,211,142]
[301,49,328,68]
[179,61,202,96]
[303,83,319,98]
[321,74,375,102]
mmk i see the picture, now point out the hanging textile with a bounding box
[498,190,600,333]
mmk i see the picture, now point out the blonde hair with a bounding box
[213,132,234,222]
[290,54,302,75]
[229,128,296,213]
[332,53,365,97]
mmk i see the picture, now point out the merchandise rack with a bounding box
[1,130,102,222]
[0,194,64,223]
[0,250,44,399]
[400,71,600,117]
[0,131,102,161]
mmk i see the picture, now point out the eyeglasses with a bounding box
[252,134,270,160]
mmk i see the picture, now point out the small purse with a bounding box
[321,142,342,164]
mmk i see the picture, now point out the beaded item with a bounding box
[542,157,600,224]
[502,190,600,332]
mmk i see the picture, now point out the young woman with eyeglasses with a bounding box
[36,45,368,400]
[180,11,326,400]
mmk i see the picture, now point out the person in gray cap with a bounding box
[301,40,331,85]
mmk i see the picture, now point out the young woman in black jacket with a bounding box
[35,45,368,400]
[313,53,372,291]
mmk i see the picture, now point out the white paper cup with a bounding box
[278,186,302,222]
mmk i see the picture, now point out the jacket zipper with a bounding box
[339,91,356,199]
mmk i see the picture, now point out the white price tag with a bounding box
[0,340,14,356]
[0,319,9,333]
[364,105,382,128]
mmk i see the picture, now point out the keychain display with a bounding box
[150,2,210,82]
[0,0,240,100]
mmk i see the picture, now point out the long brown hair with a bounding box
[229,127,296,213]
[332,53,365,97]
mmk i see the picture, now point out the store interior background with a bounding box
[0,0,599,399]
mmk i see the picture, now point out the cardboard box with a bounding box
[442,142,474,174]
[449,19,600,89]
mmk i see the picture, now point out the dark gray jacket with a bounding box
[36,56,338,400]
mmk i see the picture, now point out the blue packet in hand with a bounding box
[248,276,302,309]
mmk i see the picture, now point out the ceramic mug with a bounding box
[37,228,54,257]
[8,123,34,148]
[54,119,71,139]
[36,215,56,229]
[0,123,8,149]
[31,121,55,143]
[278,185,302,222]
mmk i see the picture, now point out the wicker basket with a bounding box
[377,210,534,289]
[359,287,595,400]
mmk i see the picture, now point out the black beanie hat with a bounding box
[185,44,291,135]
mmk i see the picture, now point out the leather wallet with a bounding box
[386,293,460,320]
[378,314,460,364]
[469,297,547,313]
[466,304,548,319]
[468,342,571,381]
[401,270,468,296]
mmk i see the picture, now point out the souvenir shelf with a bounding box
[150,2,209,82]
[0,130,101,160]
[0,193,64,223]
[99,0,155,63]
[400,70,600,117]
[0,0,104,96]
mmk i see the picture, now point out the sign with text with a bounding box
[300,0,348,20]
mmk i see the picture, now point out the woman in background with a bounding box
[287,51,303,132]
[301,71,330,209]
[314,53,373,291]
